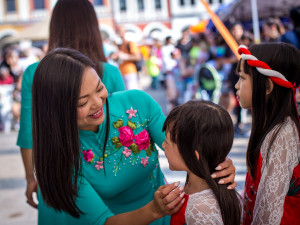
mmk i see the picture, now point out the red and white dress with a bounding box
[243,117,300,225]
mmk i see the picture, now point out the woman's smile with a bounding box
[89,107,103,119]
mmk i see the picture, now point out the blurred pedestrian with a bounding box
[281,6,300,49]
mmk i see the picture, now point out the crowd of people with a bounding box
[0,0,300,224]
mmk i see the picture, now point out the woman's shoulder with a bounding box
[22,62,40,86]
[108,90,157,116]
[109,90,151,102]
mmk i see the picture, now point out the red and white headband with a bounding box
[238,45,295,91]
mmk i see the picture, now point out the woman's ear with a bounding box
[266,78,274,95]
[195,150,200,160]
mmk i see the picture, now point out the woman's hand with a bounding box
[151,182,185,219]
[211,157,237,189]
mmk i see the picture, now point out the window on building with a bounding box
[219,0,223,3]
[137,0,144,11]
[155,0,161,9]
[208,0,213,4]
[120,0,126,11]
[94,0,103,6]
[34,0,45,9]
[191,0,195,5]
[179,0,185,6]
[6,0,16,12]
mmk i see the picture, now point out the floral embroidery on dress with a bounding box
[83,149,95,163]
[126,107,137,119]
[81,106,157,175]
[95,161,104,170]
[141,157,149,167]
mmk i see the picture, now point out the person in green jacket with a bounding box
[32,47,236,225]
[17,0,125,209]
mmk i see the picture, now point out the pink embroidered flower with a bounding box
[123,147,132,158]
[126,107,137,119]
[83,150,94,163]
[134,129,150,150]
[141,157,149,167]
[95,161,104,170]
[118,126,134,147]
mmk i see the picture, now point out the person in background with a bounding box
[262,18,283,43]
[17,0,125,209]
[117,26,142,90]
[281,6,300,49]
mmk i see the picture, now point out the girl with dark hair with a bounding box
[17,0,125,208]
[162,100,242,225]
[236,43,300,224]
[32,47,236,225]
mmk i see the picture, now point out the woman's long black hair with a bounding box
[32,48,109,217]
[163,100,242,225]
[237,43,300,178]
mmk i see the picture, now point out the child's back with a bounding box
[186,189,223,225]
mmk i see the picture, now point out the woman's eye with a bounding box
[78,101,87,107]
[97,86,103,93]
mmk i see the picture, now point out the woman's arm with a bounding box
[20,148,38,208]
[105,183,185,225]
[17,63,39,208]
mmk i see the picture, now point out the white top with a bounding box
[185,189,223,225]
[251,117,300,224]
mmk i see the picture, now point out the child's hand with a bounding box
[151,182,185,219]
[211,157,237,189]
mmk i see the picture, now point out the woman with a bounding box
[17,0,125,208]
[33,47,236,225]
[33,47,186,224]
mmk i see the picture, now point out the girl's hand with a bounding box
[211,157,237,189]
[151,182,185,219]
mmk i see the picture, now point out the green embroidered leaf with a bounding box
[127,120,137,130]
[113,119,123,129]
[150,140,155,151]
[112,136,119,144]
[111,136,122,149]
[129,143,140,154]
[146,147,152,156]
[115,142,122,149]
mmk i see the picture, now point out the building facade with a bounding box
[0,0,233,44]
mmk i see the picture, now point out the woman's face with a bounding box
[77,67,108,132]
[235,60,253,109]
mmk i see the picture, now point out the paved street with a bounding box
[0,84,248,225]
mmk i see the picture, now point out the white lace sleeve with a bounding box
[252,117,300,224]
[185,189,223,225]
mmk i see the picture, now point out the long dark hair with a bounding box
[237,43,300,178]
[48,0,106,78]
[163,100,241,225]
[32,48,95,217]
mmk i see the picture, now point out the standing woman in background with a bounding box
[17,0,125,208]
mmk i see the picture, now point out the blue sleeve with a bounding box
[17,62,39,149]
[102,63,125,93]
[38,177,114,225]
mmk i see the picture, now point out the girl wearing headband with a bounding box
[236,43,300,224]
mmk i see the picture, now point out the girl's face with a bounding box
[162,131,188,172]
[77,67,108,132]
[235,60,252,109]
